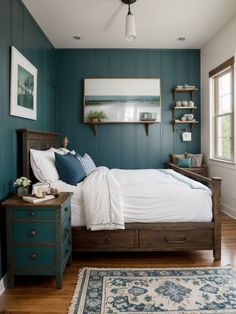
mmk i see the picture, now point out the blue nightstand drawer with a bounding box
[14,246,55,267]
[12,222,55,243]
[12,208,55,220]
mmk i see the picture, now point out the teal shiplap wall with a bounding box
[0,0,56,279]
[56,49,200,169]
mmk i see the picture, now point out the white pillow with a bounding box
[30,148,59,183]
[52,147,76,155]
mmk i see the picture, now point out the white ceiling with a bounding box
[22,0,236,49]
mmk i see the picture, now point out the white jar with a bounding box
[188,101,194,107]
[176,101,182,107]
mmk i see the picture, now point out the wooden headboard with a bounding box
[18,129,61,181]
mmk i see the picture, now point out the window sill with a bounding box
[208,158,236,170]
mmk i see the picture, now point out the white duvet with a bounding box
[51,167,212,229]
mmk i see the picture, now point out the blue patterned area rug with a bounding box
[68,267,236,314]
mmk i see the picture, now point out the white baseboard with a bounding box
[221,202,236,219]
[0,274,7,295]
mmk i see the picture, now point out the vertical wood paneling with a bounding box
[0,0,11,284]
[0,0,56,279]
[12,0,24,51]
[146,51,162,168]
[56,49,200,170]
[120,125,135,169]
[108,125,121,168]
[161,51,175,164]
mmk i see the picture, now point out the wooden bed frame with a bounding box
[18,128,222,260]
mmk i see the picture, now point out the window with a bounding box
[209,57,234,162]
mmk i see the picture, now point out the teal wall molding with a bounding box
[0,0,56,279]
[56,49,200,169]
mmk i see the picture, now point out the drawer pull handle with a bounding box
[96,237,111,245]
[30,211,35,217]
[31,253,37,260]
[165,237,187,244]
[30,229,36,236]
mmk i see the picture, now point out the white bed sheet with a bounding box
[51,180,85,227]
[51,167,212,227]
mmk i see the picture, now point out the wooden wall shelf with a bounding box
[172,106,197,111]
[85,121,159,136]
[171,86,198,132]
[171,106,197,119]
[172,87,198,100]
[172,120,198,132]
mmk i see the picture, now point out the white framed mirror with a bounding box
[84,78,161,123]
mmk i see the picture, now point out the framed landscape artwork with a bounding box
[10,46,38,120]
[84,78,161,123]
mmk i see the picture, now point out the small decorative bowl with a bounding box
[186,114,194,121]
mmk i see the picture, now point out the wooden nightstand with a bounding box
[2,192,72,289]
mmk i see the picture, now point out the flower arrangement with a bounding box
[13,177,31,188]
[14,177,31,197]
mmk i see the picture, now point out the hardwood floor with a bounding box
[1,212,236,313]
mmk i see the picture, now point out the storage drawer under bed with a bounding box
[73,229,135,250]
[139,228,214,249]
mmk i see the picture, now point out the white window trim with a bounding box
[208,157,236,170]
[209,54,236,164]
[234,53,236,163]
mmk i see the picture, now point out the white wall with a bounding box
[201,16,236,217]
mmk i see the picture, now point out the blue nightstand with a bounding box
[2,192,72,288]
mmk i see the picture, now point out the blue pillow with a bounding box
[176,157,192,168]
[76,153,96,176]
[54,152,86,185]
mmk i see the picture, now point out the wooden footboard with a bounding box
[168,163,222,260]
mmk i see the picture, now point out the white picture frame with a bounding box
[10,46,38,120]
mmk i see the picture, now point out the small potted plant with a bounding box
[13,176,31,197]
[87,111,108,124]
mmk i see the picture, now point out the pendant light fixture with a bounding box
[122,0,137,41]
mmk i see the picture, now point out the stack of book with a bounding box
[23,195,55,203]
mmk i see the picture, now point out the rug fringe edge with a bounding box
[68,267,88,314]
[70,266,232,271]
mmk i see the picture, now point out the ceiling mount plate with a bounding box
[121,0,136,4]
